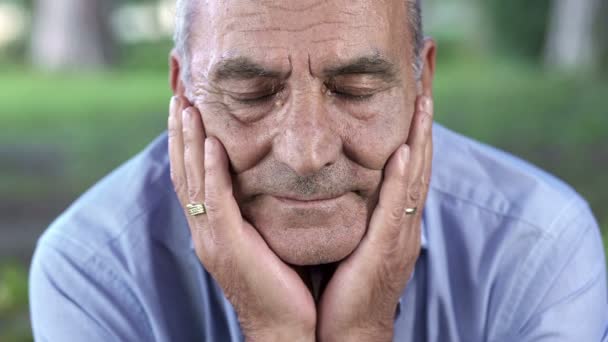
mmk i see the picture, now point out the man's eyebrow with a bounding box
[210,56,288,81]
[322,55,397,82]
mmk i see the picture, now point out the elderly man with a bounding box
[29,0,607,341]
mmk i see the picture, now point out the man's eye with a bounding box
[333,91,374,102]
[235,92,276,104]
[326,83,375,102]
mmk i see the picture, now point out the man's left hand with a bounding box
[317,96,434,342]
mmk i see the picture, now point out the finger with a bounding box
[398,98,433,247]
[364,144,411,245]
[204,137,243,245]
[168,96,188,204]
[422,98,434,189]
[183,105,207,206]
[181,104,216,261]
[404,96,433,216]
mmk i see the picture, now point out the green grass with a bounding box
[434,59,608,147]
[0,68,171,198]
[0,262,31,342]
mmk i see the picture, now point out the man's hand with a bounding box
[167,96,316,342]
[317,96,434,342]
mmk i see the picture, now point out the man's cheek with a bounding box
[342,115,408,170]
[196,102,272,173]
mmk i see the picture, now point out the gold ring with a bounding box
[186,203,206,216]
[404,207,417,216]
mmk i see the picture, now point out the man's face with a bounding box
[176,0,431,265]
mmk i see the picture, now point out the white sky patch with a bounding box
[111,0,175,43]
[0,3,27,47]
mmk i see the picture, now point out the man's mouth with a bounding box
[272,193,347,207]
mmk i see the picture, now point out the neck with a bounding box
[295,263,338,303]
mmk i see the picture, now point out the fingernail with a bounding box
[401,145,410,164]
[423,96,433,117]
[204,137,213,163]
[417,96,429,114]
[170,96,179,116]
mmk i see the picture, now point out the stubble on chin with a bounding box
[233,155,383,265]
[241,191,376,265]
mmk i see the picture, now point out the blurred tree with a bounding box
[597,1,608,76]
[30,0,117,70]
[484,0,553,60]
[544,0,602,71]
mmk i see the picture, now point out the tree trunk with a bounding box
[599,1,608,75]
[544,0,601,71]
[30,0,116,71]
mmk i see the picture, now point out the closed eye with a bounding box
[326,83,376,102]
[330,90,374,102]
[235,92,277,104]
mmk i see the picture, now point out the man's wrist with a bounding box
[319,322,394,342]
[321,330,393,342]
[245,326,315,342]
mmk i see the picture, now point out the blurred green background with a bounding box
[0,0,607,340]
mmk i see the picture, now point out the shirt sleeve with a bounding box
[508,202,608,341]
[29,233,154,341]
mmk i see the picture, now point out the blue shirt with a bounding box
[29,124,608,341]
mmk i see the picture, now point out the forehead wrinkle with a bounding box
[259,0,328,12]
[190,0,407,83]
[216,1,378,42]
[231,20,366,34]
[209,53,293,82]
[320,50,399,82]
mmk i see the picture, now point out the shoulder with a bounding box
[30,132,228,341]
[30,131,192,302]
[428,124,601,274]
[425,124,606,338]
[34,131,187,261]
[430,123,589,233]
[28,132,177,340]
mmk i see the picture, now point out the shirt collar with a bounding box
[420,212,429,250]
[395,209,430,319]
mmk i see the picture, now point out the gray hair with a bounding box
[173,0,194,83]
[173,0,423,82]
[408,0,424,78]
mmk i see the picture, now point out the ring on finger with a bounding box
[187,203,207,216]
[404,207,417,216]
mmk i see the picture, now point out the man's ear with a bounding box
[420,38,437,98]
[170,49,187,96]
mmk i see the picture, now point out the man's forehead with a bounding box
[189,0,409,80]
[198,0,396,14]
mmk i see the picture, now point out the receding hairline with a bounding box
[173,0,423,81]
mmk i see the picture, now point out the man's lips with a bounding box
[271,193,347,208]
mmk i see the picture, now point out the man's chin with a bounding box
[264,225,367,265]
[242,192,370,265]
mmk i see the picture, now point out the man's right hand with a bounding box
[167,96,316,342]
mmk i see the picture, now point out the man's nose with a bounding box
[273,90,341,177]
